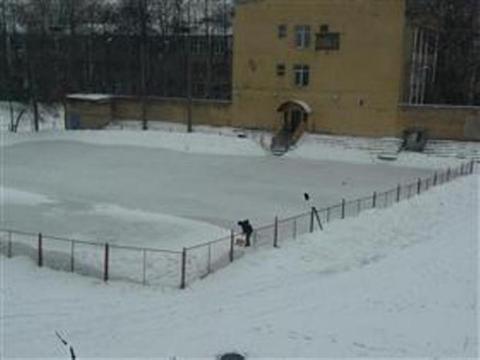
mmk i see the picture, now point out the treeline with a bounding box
[0,0,233,103]
[407,0,480,105]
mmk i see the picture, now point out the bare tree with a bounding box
[408,0,480,105]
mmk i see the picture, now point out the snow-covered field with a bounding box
[1,128,460,251]
[1,104,478,358]
[1,173,478,358]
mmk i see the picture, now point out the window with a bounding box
[320,24,329,33]
[316,25,340,51]
[295,25,311,49]
[277,63,286,76]
[316,32,340,50]
[191,38,206,54]
[213,39,225,55]
[278,24,287,39]
[293,65,310,87]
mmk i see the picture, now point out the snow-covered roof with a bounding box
[277,99,313,114]
[66,94,113,102]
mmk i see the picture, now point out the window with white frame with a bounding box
[293,64,310,86]
[295,25,311,49]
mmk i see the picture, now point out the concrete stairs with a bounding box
[423,140,480,161]
[270,130,290,156]
[302,134,480,161]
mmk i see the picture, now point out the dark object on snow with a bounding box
[238,219,253,247]
[304,192,310,201]
[55,331,76,360]
[219,353,246,360]
[400,128,428,152]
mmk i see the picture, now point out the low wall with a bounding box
[398,104,480,141]
[114,97,233,127]
[65,99,113,129]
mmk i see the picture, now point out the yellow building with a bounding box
[66,0,480,142]
[232,0,407,137]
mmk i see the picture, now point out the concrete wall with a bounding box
[398,105,480,140]
[65,97,233,129]
[232,0,407,136]
[113,97,233,127]
[65,100,113,129]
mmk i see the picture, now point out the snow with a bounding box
[0,107,478,357]
[1,174,478,358]
[66,94,113,102]
[1,187,56,206]
[1,131,438,251]
[288,135,463,169]
[0,102,64,132]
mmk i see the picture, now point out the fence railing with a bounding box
[0,160,476,289]
[0,229,182,287]
[181,160,477,286]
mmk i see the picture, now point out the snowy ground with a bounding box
[1,103,478,358]
[1,130,447,250]
[1,174,478,358]
[0,101,64,132]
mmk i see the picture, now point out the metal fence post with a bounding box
[180,248,187,289]
[293,219,297,239]
[7,231,12,258]
[230,230,234,262]
[341,199,346,219]
[470,160,475,174]
[396,184,401,202]
[274,216,279,248]
[309,209,314,233]
[70,240,75,272]
[104,243,109,282]
[433,172,438,186]
[142,249,147,285]
[326,206,331,222]
[372,191,377,208]
[447,168,451,181]
[417,178,421,194]
[207,243,212,274]
[38,233,43,267]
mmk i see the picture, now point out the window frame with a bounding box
[295,25,311,49]
[293,64,310,87]
[316,32,340,51]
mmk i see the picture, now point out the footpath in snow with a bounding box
[1,174,478,358]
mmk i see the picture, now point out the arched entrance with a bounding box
[276,100,311,135]
[271,100,311,155]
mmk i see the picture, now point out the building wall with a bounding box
[64,0,480,142]
[113,97,232,127]
[398,105,480,140]
[65,100,113,129]
[231,0,407,136]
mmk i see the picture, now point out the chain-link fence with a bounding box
[0,230,182,287]
[180,161,476,287]
[1,161,476,289]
